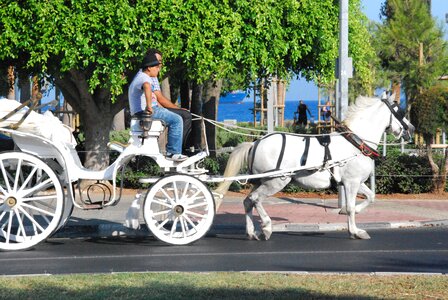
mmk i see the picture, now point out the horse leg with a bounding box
[339,183,375,215]
[338,185,348,215]
[248,177,291,240]
[355,183,375,213]
[243,195,258,240]
[344,182,371,240]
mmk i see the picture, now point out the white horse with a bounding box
[214,95,414,240]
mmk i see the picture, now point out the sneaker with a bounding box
[168,153,188,162]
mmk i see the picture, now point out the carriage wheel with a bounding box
[0,152,64,251]
[143,174,215,245]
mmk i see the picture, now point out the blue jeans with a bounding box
[152,106,183,155]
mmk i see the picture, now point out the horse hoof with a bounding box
[247,233,260,241]
[339,207,348,215]
[262,230,272,240]
[350,231,371,240]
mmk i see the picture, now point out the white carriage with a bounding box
[0,93,414,250]
[0,99,215,250]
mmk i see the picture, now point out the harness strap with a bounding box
[316,135,332,164]
[300,137,310,166]
[332,116,380,159]
[250,133,286,174]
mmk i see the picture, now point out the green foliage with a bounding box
[375,153,433,194]
[110,130,130,144]
[411,85,448,138]
[376,0,448,103]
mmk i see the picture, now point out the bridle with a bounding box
[380,98,409,132]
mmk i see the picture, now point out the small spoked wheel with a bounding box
[143,174,215,245]
[0,152,64,251]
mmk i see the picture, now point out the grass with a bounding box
[0,273,447,299]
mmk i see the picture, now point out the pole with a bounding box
[337,0,350,208]
[337,0,349,120]
[266,77,275,133]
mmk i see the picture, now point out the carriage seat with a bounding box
[130,112,165,139]
[0,98,76,146]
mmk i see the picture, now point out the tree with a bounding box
[0,0,376,168]
[0,1,164,169]
[411,85,448,193]
[377,0,448,111]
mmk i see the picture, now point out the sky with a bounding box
[284,0,448,102]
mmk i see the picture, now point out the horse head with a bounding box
[381,94,415,141]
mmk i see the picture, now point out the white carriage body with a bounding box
[0,99,214,249]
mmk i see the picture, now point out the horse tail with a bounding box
[213,142,253,209]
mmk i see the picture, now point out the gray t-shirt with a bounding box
[128,70,157,115]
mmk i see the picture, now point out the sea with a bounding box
[217,100,319,123]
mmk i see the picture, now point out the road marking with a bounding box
[1,249,448,262]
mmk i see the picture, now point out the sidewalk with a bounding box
[54,193,448,238]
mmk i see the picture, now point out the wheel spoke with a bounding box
[0,211,6,223]
[0,185,7,195]
[151,209,171,217]
[185,210,206,219]
[12,158,23,192]
[172,182,180,202]
[5,211,13,243]
[160,188,175,205]
[21,202,55,217]
[151,198,172,208]
[169,217,179,237]
[17,165,38,194]
[14,208,27,240]
[156,217,170,230]
[17,207,45,232]
[0,160,12,192]
[181,182,190,201]
[187,201,208,209]
[185,189,201,204]
[22,195,58,203]
[179,216,187,238]
[21,178,53,198]
[183,214,198,232]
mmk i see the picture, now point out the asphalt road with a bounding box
[0,227,447,275]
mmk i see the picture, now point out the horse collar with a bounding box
[333,117,380,159]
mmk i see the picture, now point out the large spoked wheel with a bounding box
[143,174,215,245]
[0,152,64,251]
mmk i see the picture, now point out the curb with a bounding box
[53,219,448,239]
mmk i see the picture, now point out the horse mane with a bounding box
[343,96,380,126]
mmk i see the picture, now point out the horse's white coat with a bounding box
[214,95,414,240]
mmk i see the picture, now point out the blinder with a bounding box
[380,98,409,131]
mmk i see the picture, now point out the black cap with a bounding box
[141,53,160,68]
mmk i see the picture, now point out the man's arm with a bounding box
[153,90,178,109]
[142,82,153,113]
[155,90,189,111]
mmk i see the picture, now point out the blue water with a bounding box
[217,100,319,122]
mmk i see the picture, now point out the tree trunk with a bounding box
[112,109,125,131]
[190,82,203,150]
[7,66,15,100]
[425,136,443,193]
[19,74,30,103]
[179,79,190,110]
[54,69,127,171]
[31,76,42,110]
[83,111,114,169]
[161,77,172,103]
[202,79,222,157]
